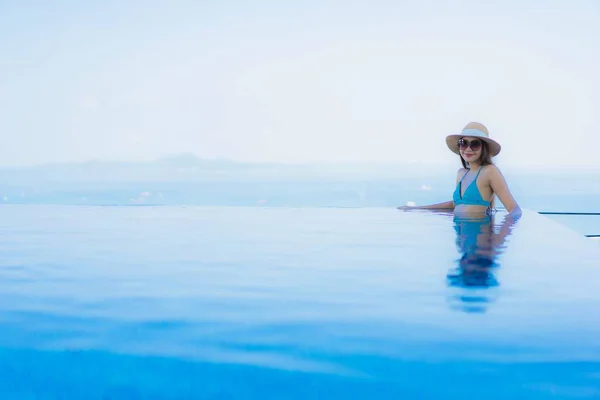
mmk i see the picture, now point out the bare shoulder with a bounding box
[481,164,508,187]
[455,167,467,183]
[481,164,503,178]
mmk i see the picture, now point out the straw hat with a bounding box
[445,122,501,157]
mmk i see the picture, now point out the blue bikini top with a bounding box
[453,167,491,207]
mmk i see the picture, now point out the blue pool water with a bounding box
[1,205,600,399]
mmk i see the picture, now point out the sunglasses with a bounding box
[457,138,482,151]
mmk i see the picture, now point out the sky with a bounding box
[0,0,599,169]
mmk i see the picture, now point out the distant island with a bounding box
[0,153,448,184]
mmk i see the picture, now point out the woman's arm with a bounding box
[398,169,463,211]
[398,200,454,210]
[488,165,522,216]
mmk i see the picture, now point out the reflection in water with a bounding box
[447,211,521,312]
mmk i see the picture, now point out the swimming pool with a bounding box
[0,205,599,399]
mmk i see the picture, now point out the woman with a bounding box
[399,122,521,217]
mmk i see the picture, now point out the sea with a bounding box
[1,167,598,235]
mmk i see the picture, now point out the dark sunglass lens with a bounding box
[458,139,467,149]
[470,140,482,150]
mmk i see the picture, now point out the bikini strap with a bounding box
[459,169,469,182]
[473,166,484,180]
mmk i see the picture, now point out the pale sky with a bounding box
[0,0,599,168]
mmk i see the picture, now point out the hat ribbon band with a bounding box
[460,129,488,138]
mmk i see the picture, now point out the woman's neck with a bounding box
[468,161,482,170]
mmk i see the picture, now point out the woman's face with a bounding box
[458,136,482,163]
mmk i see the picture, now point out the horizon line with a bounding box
[0,152,598,171]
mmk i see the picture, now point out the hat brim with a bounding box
[446,133,501,157]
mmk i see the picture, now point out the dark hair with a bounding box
[459,139,494,169]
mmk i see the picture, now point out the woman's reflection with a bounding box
[447,211,521,312]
